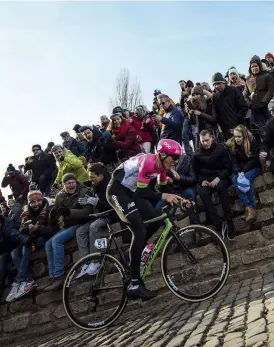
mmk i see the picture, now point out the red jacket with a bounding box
[131,116,154,143]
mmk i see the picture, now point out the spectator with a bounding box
[193,130,234,240]
[44,142,55,155]
[244,55,274,138]
[152,89,162,115]
[212,72,248,140]
[6,190,55,302]
[100,115,110,132]
[44,173,94,291]
[263,53,274,77]
[79,125,117,165]
[7,199,22,229]
[259,98,274,172]
[0,214,30,302]
[76,163,116,278]
[1,164,29,204]
[0,190,5,204]
[107,113,141,162]
[123,108,132,119]
[60,131,86,158]
[227,67,246,91]
[156,93,184,145]
[24,145,54,195]
[51,145,89,187]
[131,105,154,153]
[227,125,261,223]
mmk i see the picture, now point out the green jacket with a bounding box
[55,149,89,185]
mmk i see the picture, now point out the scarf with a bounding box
[112,119,130,140]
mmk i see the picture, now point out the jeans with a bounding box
[12,237,47,283]
[182,119,192,155]
[232,168,261,208]
[76,219,109,258]
[0,253,9,290]
[156,187,200,224]
[45,225,78,278]
[199,180,231,227]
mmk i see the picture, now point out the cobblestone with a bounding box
[7,273,274,347]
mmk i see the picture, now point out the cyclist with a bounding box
[106,139,191,300]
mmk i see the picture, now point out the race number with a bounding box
[94,238,108,249]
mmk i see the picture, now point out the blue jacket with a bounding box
[160,105,184,144]
[0,217,28,254]
[63,138,87,157]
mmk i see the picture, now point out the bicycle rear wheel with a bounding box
[161,225,230,302]
[63,253,128,331]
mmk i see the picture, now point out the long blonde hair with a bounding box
[226,125,252,156]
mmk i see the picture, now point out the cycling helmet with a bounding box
[157,139,182,156]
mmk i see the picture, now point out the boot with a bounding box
[126,279,158,300]
[226,220,236,241]
[245,207,256,223]
[44,275,66,292]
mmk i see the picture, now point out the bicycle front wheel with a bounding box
[63,253,128,331]
[161,225,230,302]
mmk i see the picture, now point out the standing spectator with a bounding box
[131,105,153,153]
[44,173,94,291]
[244,55,274,138]
[60,131,86,158]
[263,53,274,77]
[226,125,261,223]
[156,94,184,145]
[152,89,162,115]
[6,190,55,302]
[24,145,54,195]
[193,130,234,239]
[227,67,246,91]
[106,113,141,162]
[212,72,248,140]
[1,164,29,204]
[51,145,89,187]
[259,99,274,172]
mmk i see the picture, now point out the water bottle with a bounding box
[141,244,153,267]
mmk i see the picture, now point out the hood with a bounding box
[249,55,263,74]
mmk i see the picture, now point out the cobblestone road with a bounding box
[12,273,274,347]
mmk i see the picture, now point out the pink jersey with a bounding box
[118,153,167,192]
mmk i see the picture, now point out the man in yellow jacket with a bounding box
[51,145,89,186]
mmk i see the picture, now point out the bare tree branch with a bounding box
[110,68,142,112]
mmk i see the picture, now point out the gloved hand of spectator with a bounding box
[79,197,99,206]
[57,207,71,217]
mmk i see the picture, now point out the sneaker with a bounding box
[6,283,20,302]
[15,281,37,299]
[126,279,158,300]
[227,220,236,241]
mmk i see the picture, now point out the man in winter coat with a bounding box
[60,131,86,157]
[156,93,184,145]
[212,73,248,139]
[1,164,29,204]
[131,105,154,153]
[24,145,54,194]
[244,55,274,137]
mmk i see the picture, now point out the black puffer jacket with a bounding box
[172,154,197,192]
[193,142,232,183]
[260,117,274,153]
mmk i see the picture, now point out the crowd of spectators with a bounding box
[1,52,274,303]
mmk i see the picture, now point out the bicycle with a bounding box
[63,204,230,331]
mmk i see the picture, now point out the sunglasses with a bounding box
[169,154,180,161]
[32,148,40,152]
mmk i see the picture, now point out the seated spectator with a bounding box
[44,173,94,291]
[100,115,110,133]
[0,214,31,302]
[156,93,184,145]
[6,190,55,302]
[106,112,141,162]
[244,55,274,138]
[79,125,117,165]
[7,199,22,229]
[226,125,261,223]
[76,163,116,278]
[259,99,274,172]
[131,105,154,153]
[193,130,234,240]
[51,145,89,187]
[212,72,248,140]
[1,164,29,204]
[60,131,86,158]
[24,145,54,195]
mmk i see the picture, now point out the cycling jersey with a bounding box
[117,153,167,192]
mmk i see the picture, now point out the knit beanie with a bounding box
[28,190,43,202]
[228,67,239,77]
[7,164,16,173]
[265,52,274,60]
[73,124,82,133]
[62,173,77,184]
[191,85,204,96]
[51,144,64,152]
[268,98,274,111]
[32,144,41,151]
[212,72,226,85]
